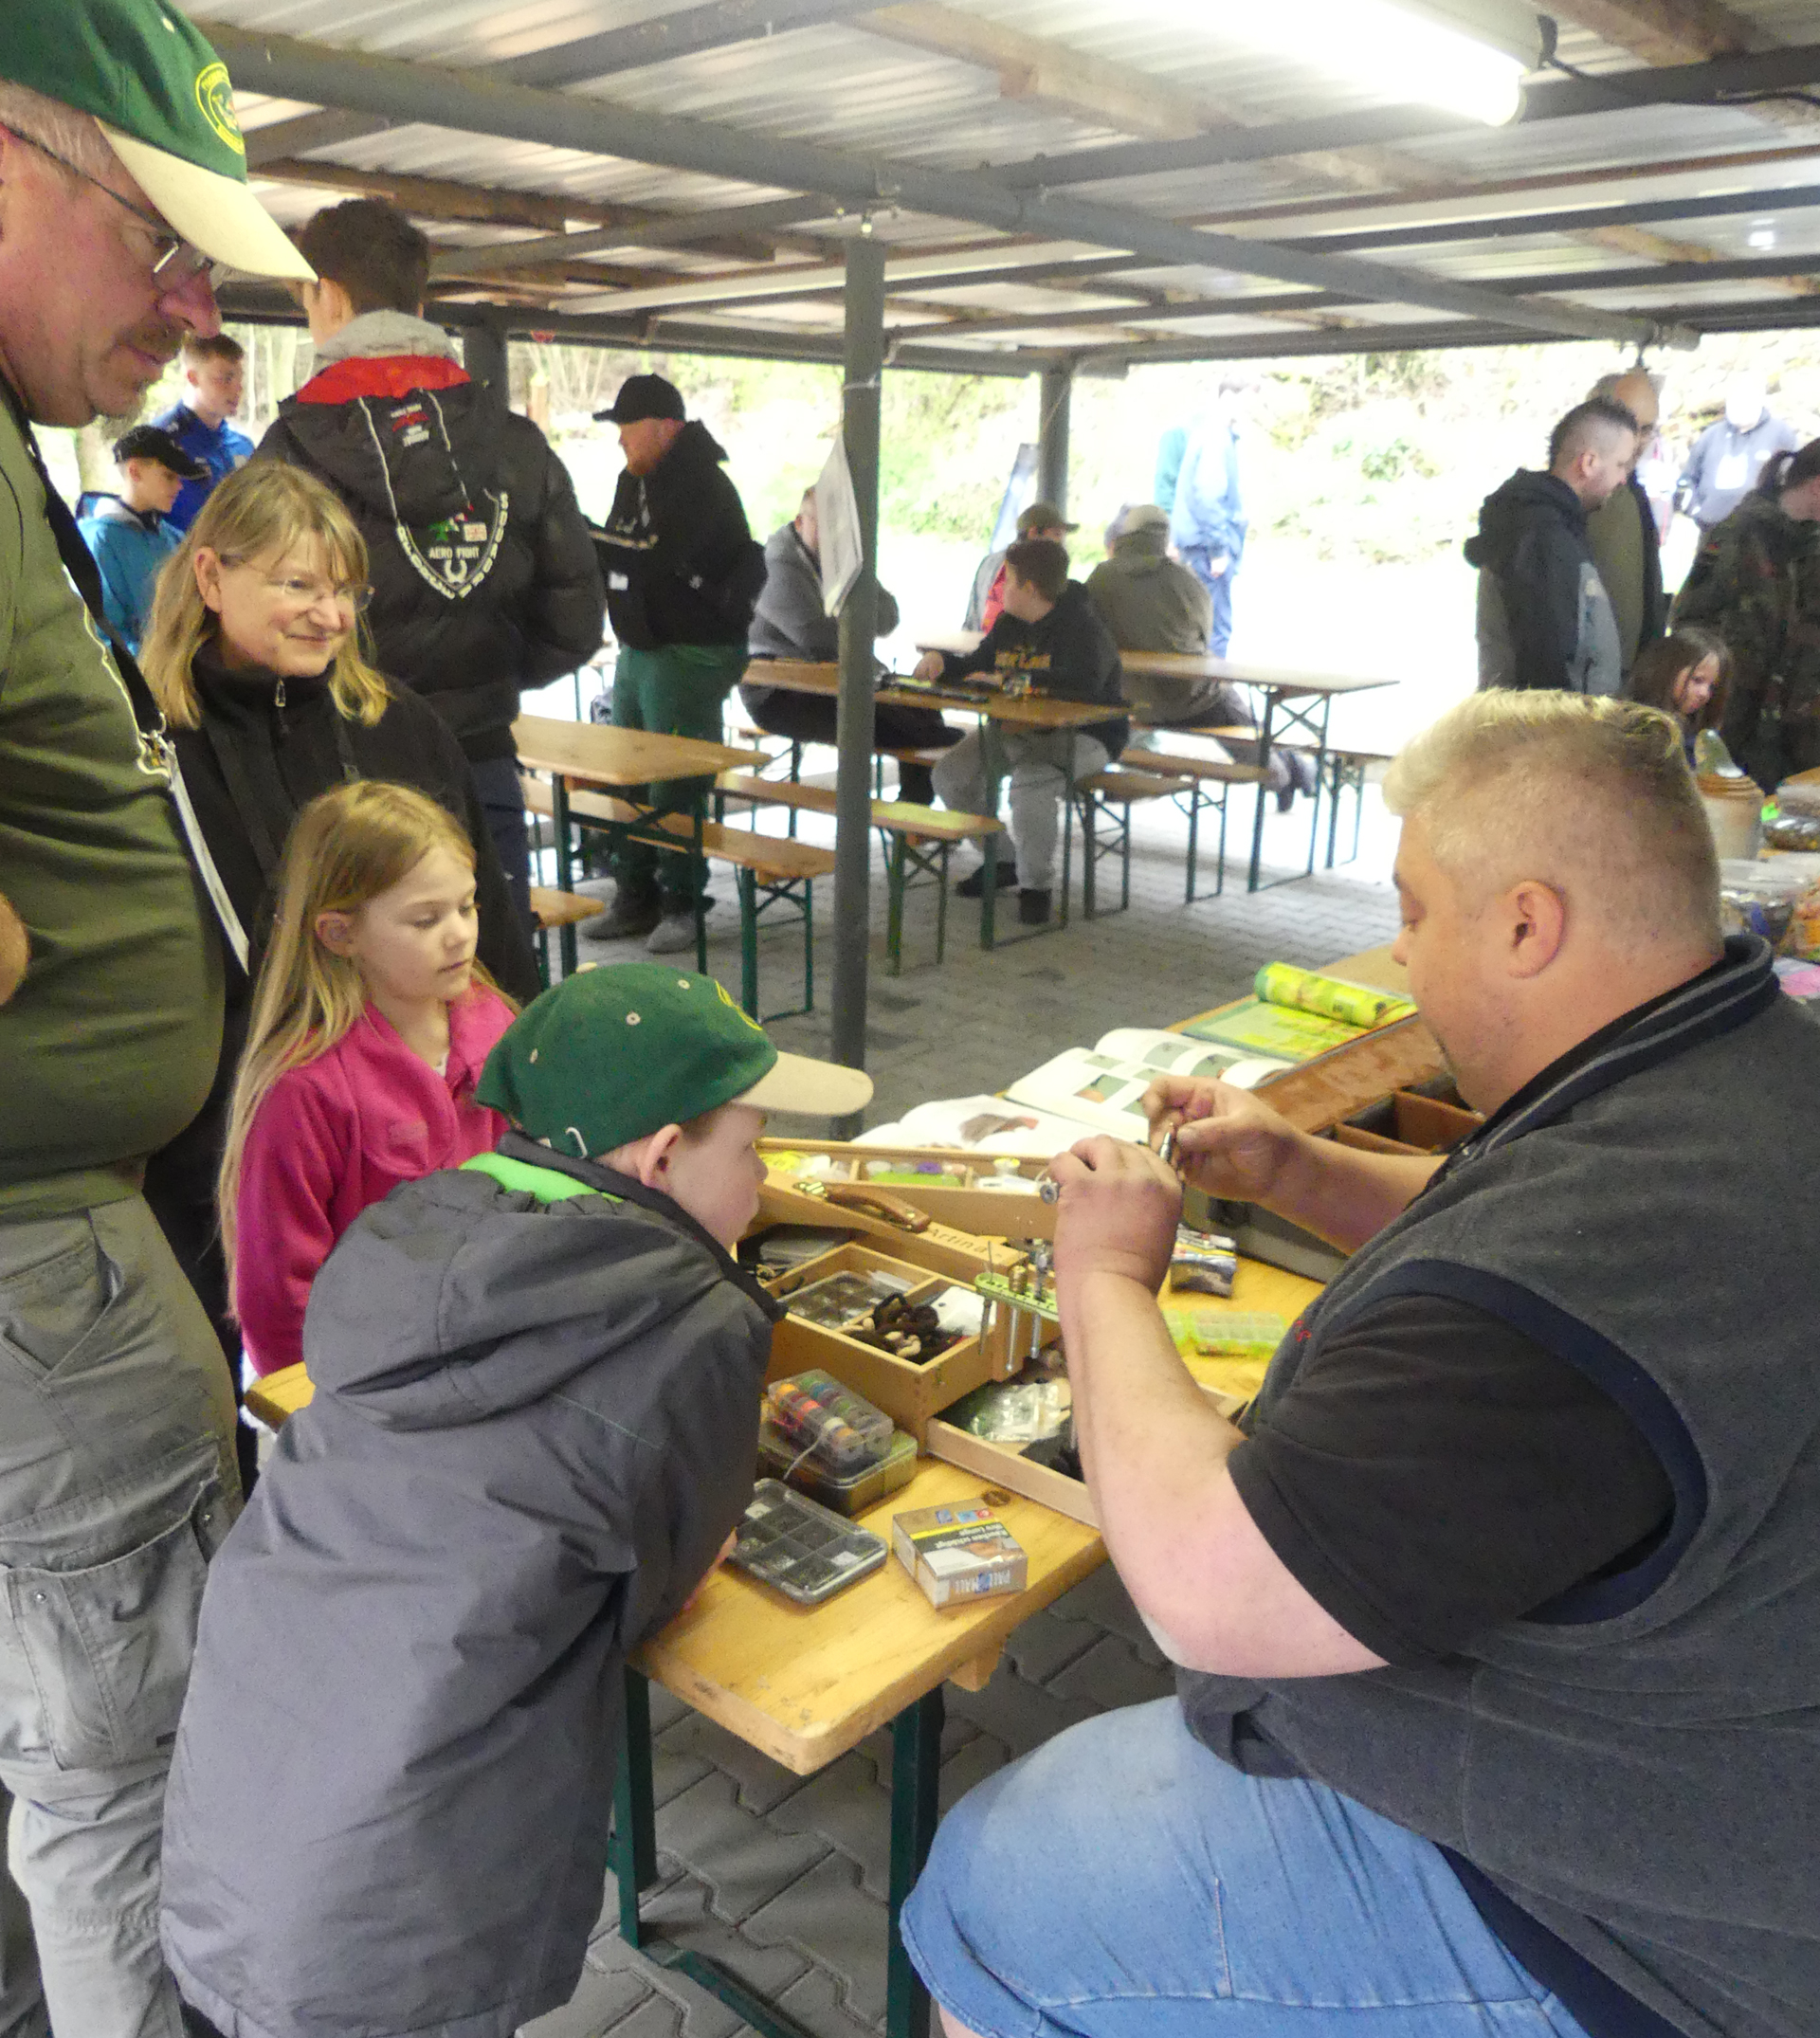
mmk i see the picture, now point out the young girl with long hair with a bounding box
[1627,627,1733,764]
[221,780,519,1375]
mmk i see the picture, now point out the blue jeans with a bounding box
[901,1700,1594,2038]
[0,1197,239,2038]
[1179,545,1235,655]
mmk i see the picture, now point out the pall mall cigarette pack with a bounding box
[891,1501,1028,1610]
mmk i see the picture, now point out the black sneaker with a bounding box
[1017,887,1052,925]
[956,863,1017,900]
[581,887,661,940]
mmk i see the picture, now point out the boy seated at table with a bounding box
[160,965,870,2038]
[916,537,1127,925]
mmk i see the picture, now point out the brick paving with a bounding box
[525,761,1401,2038]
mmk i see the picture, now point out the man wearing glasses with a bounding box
[0,1,313,2031]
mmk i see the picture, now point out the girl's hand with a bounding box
[1050,1137,1182,1294]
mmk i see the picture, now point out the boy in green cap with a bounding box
[158,965,870,2038]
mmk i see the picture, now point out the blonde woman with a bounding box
[138,467,537,1445]
[219,782,515,1376]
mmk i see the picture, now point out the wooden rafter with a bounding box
[1538,0,1752,64]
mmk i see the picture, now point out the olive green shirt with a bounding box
[1585,482,1647,674]
[0,392,221,1219]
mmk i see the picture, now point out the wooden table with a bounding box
[513,714,766,972]
[914,640,1396,892]
[744,661,1116,948]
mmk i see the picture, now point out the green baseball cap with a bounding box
[0,0,314,282]
[478,964,873,1160]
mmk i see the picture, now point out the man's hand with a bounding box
[911,651,944,682]
[1051,1137,1181,1293]
[0,893,27,1007]
[1143,1075,1301,1205]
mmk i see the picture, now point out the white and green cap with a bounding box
[0,0,314,281]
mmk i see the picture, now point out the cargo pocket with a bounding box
[6,1480,229,1772]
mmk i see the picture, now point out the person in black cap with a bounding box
[588,373,767,952]
[76,422,208,652]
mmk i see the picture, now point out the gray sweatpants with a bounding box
[0,1196,238,2038]
[933,729,1111,891]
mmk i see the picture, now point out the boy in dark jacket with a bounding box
[160,964,871,2038]
[587,373,767,953]
[917,537,1127,924]
[1465,395,1637,696]
[259,199,606,926]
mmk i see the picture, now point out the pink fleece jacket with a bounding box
[234,989,515,1376]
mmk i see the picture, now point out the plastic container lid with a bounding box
[762,1369,893,1475]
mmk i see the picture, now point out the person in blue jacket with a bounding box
[1168,375,1250,656]
[75,424,208,653]
[152,332,253,532]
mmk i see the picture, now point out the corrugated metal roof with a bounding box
[206,0,1820,363]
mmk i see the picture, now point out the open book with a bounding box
[1001,1028,1290,1140]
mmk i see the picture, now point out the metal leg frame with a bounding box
[1316,753,1366,869]
[1074,784,1132,919]
[736,866,816,1023]
[1177,780,1230,903]
[611,1669,942,2038]
[552,780,712,977]
[1244,691,1337,892]
[883,828,955,974]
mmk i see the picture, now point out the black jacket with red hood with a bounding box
[259,313,605,762]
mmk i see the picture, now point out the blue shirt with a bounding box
[74,496,179,654]
[151,402,254,533]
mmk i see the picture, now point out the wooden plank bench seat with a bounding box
[528,885,601,987]
[521,776,832,1018]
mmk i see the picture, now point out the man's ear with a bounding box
[1503,878,1568,979]
[633,1124,684,1191]
[314,909,357,956]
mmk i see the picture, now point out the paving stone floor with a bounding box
[526,763,1403,2038]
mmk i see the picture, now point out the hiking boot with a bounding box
[646,905,708,955]
[582,886,660,940]
[956,862,1017,900]
[1017,887,1052,925]
[899,764,936,805]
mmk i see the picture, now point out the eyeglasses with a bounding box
[1,126,213,284]
[216,556,373,612]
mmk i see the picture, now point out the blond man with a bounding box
[903,692,1819,2038]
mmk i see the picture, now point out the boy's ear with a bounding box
[633,1124,684,1190]
[314,909,357,956]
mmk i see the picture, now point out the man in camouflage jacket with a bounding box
[1672,489,1820,786]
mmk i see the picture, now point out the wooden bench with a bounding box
[528,885,600,989]
[715,773,1002,974]
[1278,745,1392,868]
[1112,748,1271,904]
[522,776,834,1020]
[1070,769,1192,918]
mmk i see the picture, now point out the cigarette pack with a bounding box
[891,1501,1028,1610]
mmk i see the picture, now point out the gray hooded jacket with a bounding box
[160,1137,781,2038]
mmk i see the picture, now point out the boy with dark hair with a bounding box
[160,963,871,2038]
[153,333,253,531]
[917,537,1127,924]
[76,423,207,650]
[258,196,605,931]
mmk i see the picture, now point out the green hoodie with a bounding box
[0,391,220,1217]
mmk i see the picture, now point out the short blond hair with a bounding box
[1383,692,1720,953]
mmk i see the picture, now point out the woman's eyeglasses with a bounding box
[262,573,374,614]
[1,126,213,284]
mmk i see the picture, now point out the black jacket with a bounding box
[145,644,542,1211]
[1465,470,1622,696]
[942,580,1129,753]
[260,366,604,762]
[595,420,766,651]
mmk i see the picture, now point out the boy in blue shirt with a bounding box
[75,425,207,652]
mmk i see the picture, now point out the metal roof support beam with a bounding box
[832,236,886,1081]
[203,20,1676,347]
[993,40,1820,191]
[429,197,830,277]
[1289,180,1820,253]
[1038,361,1072,512]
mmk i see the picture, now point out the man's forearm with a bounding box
[1261,1130,1443,1253]
[0,891,27,1006]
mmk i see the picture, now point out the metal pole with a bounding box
[1037,362,1072,515]
[831,235,885,1089]
[460,316,510,397]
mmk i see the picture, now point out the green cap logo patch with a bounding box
[194,61,243,155]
